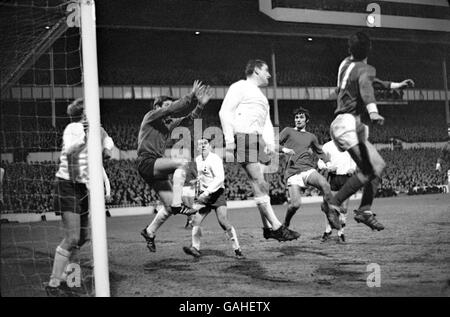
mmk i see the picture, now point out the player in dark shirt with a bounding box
[138,80,214,253]
[279,107,332,229]
[324,31,412,231]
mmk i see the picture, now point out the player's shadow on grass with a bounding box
[143,258,196,273]
[269,245,333,258]
[221,260,295,284]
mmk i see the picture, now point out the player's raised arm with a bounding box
[170,85,214,129]
[373,77,415,89]
[219,83,242,146]
[144,80,204,123]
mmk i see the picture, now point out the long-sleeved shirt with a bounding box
[195,152,225,195]
[56,123,114,183]
[137,93,201,159]
[219,79,275,148]
[318,140,357,175]
[335,56,377,116]
[279,127,326,179]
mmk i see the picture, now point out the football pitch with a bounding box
[2,194,449,297]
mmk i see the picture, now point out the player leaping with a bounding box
[137,81,213,253]
[219,59,300,242]
[323,31,411,231]
[278,107,333,232]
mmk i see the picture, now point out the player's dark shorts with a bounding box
[232,133,271,165]
[328,173,351,191]
[136,156,176,191]
[199,188,227,211]
[53,177,88,216]
[137,156,159,182]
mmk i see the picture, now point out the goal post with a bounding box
[80,0,110,297]
[1,0,110,297]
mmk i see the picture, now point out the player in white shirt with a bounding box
[219,59,299,242]
[46,98,114,296]
[318,140,357,243]
[183,138,243,258]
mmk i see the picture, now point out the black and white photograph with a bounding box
[1,0,449,301]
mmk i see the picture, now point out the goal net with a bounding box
[1,0,100,297]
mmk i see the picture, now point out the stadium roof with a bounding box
[95,0,450,45]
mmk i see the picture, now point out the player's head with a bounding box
[245,59,271,87]
[197,138,212,156]
[348,31,371,61]
[294,107,310,130]
[153,95,176,110]
[67,98,84,120]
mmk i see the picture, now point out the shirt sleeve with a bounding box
[359,66,377,107]
[169,103,205,130]
[373,77,392,89]
[204,155,225,195]
[219,83,242,145]
[262,111,275,150]
[143,93,196,123]
[279,128,289,146]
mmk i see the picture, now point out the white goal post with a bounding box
[80,0,110,297]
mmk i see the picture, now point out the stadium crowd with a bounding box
[2,101,448,153]
[1,147,447,214]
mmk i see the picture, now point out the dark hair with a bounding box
[67,98,84,117]
[245,59,267,77]
[294,107,310,121]
[348,32,371,60]
[153,95,176,109]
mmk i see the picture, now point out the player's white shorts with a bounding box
[330,114,369,151]
[182,185,196,198]
[286,169,316,188]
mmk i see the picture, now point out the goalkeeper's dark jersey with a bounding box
[335,57,377,116]
[137,93,202,159]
